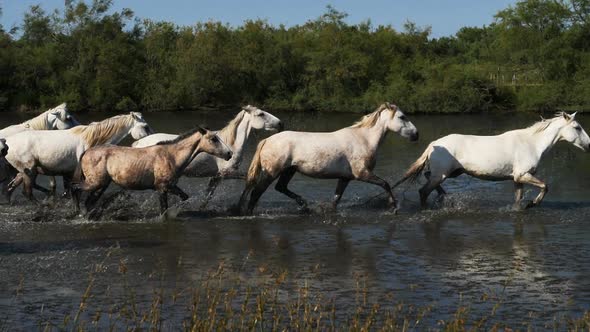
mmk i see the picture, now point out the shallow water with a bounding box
[1,110,590,329]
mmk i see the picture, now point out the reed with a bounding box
[7,248,590,331]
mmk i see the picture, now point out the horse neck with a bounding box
[168,133,203,170]
[223,115,251,167]
[101,120,134,146]
[355,120,389,153]
[530,121,564,157]
[24,111,50,129]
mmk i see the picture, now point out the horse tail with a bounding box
[392,143,433,188]
[246,139,267,186]
[72,150,87,185]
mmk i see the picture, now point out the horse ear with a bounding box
[563,112,572,121]
[571,112,578,119]
[197,126,208,135]
[243,105,253,113]
[130,112,143,120]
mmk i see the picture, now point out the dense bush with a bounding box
[2,0,590,113]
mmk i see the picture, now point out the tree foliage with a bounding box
[2,0,590,113]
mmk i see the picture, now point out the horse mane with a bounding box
[71,114,134,147]
[351,104,396,128]
[528,112,570,133]
[156,127,204,145]
[22,110,51,130]
[217,110,246,147]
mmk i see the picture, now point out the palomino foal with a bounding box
[394,112,590,209]
[239,103,419,215]
[133,105,283,208]
[72,127,233,215]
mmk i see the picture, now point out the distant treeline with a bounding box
[2,0,590,113]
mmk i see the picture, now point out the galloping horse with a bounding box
[0,103,79,138]
[72,127,233,215]
[393,112,590,209]
[133,105,283,208]
[238,103,419,215]
[0,103,80,196]
[5,112,152,202]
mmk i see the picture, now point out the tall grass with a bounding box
[7,247,590,331]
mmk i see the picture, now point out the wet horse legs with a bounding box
[514,173,548,208]
[332,178,350,209]
[357,172,397,208]
[275,167,308,208]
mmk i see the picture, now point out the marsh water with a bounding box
[1,110,590,329]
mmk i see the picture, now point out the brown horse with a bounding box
[72,127,233,215]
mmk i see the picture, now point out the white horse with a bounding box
[0,103,80,196]
[0,103,79,137]
[0,139,9,183]
[394,112,590,209]
[5,112,152,202]
[133,105,283,208]
[238,103,419,215]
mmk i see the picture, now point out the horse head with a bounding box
[385,102,419,142]
[198,127,233,161]
[129,112,154,140]
[48,103,80,130]
[558,112,590,152]
[243,105,283,132]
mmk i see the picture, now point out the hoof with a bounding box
[298,205,311,214]
[524,201,536,209]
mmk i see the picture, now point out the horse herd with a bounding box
[0,102,588,218]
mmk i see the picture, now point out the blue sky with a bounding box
[1,0,517,38]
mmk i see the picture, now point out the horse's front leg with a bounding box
[200,176,221,210]
[62,175,73,199]
[158,192,169,214]
[21,169,39,204]
[48,176,57,197]
[515,173,548,208]
[357,172,397,209]
[513,182,524,210]
[168,185,189,201]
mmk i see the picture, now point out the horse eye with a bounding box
[257,113,265,117]
[211,136,219,142]
[399,115,407,121]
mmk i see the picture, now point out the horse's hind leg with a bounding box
[275,167,308,208]
[419,174,445,208]
[332,178,350,209]
[3,168,19,204]
[85,185,109,212]
[246,174,276,215]
[425,171,446,201]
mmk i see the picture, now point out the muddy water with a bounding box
[1,110,590,329]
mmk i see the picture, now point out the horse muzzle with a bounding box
[409,132,419,142]
[223,151,233,161]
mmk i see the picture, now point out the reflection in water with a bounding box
[1,111,590,328]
